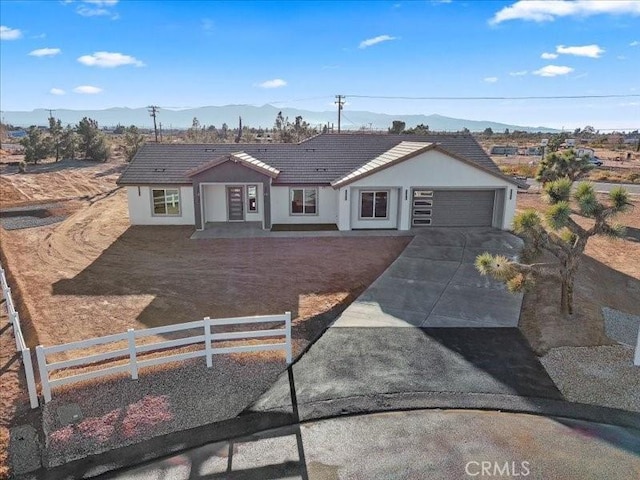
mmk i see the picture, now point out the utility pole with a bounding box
[147,105,159,142]
[46,109,55,121]
[159,122,163,143]
[335,95,345,133]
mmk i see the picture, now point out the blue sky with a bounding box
[1,0,639,130]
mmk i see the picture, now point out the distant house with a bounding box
[490,145,518,156]
[117,133,521,232]
[8,130,27,139]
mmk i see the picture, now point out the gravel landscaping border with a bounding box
[603,307,640,347]
[0,203,68,230]
[542,345,640,413]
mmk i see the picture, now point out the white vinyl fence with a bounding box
[36,312,292,403]
[0,265,39,408]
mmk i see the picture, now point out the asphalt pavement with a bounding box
[105,409,640,480]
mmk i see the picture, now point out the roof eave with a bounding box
[331,144,437,188]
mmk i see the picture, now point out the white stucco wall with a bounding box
[338,150,517,230]
[203,184,226,222]
[202,183,263,223]
[270,186,338,224]
[126,186,195,225]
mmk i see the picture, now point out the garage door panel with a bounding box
[413,190,495,227]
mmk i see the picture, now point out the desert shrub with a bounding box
[499,164,537,178]
[627,172,640,183]
[18,160,26,173]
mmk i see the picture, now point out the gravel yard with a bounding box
[40,355,285,468]
[542,345,640,413]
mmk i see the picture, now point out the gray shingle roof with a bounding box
[117,133,508,186]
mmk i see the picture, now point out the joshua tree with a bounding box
[476,180,631,315]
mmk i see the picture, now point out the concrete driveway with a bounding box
[336,227,524,328]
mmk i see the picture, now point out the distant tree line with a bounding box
[18,117,146,165]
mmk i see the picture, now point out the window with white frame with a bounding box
[152,188,180,215]
[290,188,317,215]
[360,191,389,219]
[247,185,258,212]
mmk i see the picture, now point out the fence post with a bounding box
[12,313,21,351]
[204,317,213,368]
[35,346,51,403]
[635,327,639,366]
[285,311,292,364]
[21,349,40,408]
[128,328,138,380]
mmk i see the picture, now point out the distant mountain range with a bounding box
[2,104,559,133]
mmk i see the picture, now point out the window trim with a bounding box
[358,190,390,220]
[247,184,259,213]
[151,187,182,217]
[289,187,319,216]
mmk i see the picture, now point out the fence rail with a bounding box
[0,265,39,409]
[36,312,292,403]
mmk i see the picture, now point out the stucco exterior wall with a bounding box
[202,183,263,223]
[340,150,516,230]
[270,186,339,224]
[126,186,195,225]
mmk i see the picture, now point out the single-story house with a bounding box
[116,133,521,231]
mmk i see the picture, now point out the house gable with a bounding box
[186,153,280,179]
[332,143,520,189]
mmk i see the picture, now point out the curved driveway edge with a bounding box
[27,393,639,480]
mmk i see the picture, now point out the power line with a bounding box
[344,94,640,100]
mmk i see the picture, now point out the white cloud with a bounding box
[73,85,103,94]
[629,40,639,47]
[490,0,640,25]
[484,77,498,83]
[77,51,144,67]
[359,35,397,49]
[541,52,558,59]
[50,88,66,95]
[256,78,287,89]
[509,70,528,76]
[28,48,61,57]
[85,0,119,5]
[556,44,604,58]
[533,65,574,77]
[76,0,119,18]
[1,26,22,40]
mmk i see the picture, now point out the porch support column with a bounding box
[193,181,204,230]
[263,180,272,230]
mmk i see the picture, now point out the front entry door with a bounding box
[227,186,244,221]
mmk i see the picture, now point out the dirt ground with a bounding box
[0,159,411,476]
[516,192,640,354]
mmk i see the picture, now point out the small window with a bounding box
[360,191,389,219]
[290,188,317,215]
[152,188,180,215]
[414,190,433,198]
[247,185,258,212]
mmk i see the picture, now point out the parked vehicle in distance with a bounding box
[587,157,603,167]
